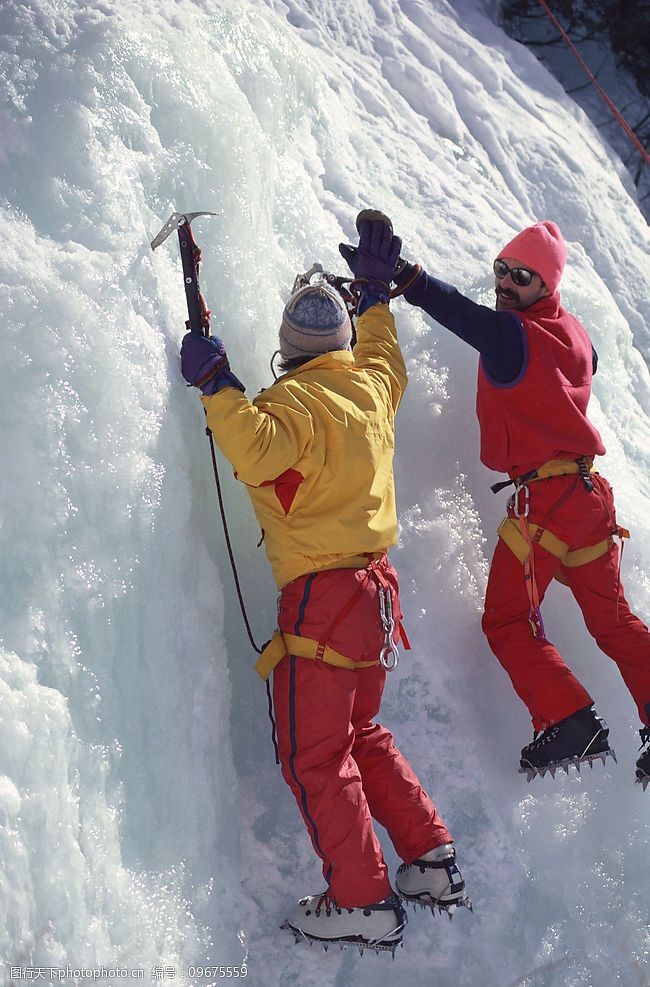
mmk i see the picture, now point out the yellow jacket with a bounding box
[201,303,407,589]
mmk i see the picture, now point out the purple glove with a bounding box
[180,333,245,395]
[339,210,402,315]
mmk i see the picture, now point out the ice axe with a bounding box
[151,211,217,336]
[150,210,268,691]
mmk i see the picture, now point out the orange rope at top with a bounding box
[536,0,650,168]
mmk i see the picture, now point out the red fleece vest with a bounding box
[476,295,606,475]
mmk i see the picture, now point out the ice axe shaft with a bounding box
[151,210,217,335]
[151,213,265,676]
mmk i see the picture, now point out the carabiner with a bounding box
[513,483,530,519]
[379,639,399,670]
[378,585,400,671]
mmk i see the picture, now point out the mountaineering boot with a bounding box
[395,844,471,915]
[635,704,650,789]
[519,704,615,781]
[282,891,407,955]
[636,727,650,790]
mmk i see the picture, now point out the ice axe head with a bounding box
[150,211,217,251]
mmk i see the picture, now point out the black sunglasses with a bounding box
[493,258,538,288]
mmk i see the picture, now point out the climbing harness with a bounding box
[491,455,596,495]
[495,457,630,639]
[256,556,408,681]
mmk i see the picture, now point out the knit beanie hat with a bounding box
[498,221,567,294]
[279,283,352,360]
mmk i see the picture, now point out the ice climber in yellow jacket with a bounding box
[180,211,469,953]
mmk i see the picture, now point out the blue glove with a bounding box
[339,210,402,315]
[180,333,245,395]
[338,242,360,276]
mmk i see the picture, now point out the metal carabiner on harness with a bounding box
[512,483,530,519]
[378,585,400,671]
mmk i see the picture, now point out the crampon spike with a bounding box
[399,892,472,919]
[519,747,617,781]
[282,921,403,957]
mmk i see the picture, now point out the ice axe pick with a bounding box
[151,210,217,335]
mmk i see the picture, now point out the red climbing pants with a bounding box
[272,558,452,908]
[483,473,650,732]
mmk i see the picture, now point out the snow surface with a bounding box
[0,0,649,985]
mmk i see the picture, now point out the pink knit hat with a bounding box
[497,221,567,294]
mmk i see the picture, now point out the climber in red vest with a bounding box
[378,221,650,786]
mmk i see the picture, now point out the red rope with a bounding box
[536,0,650,168]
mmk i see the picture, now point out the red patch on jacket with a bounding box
[260,468,304,515]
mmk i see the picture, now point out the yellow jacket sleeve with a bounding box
[353,303,407,412]
[201,386,314,487]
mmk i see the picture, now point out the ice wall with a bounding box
[0,1,648,985]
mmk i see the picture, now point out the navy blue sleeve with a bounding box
[403,269,525,384]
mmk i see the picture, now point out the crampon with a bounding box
[519,704,616,782]
[397,890,473,919]
[519,746,617,782]
[281,892,407,957]
[280,922,405,957]
[395,848,472,919]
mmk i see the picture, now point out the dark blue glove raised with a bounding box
[180,332,245,396]
[339,210,402,315]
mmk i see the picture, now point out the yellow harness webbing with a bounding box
[496,457,630,637]
[497,517,629,569]
[255,630,380,681]
[521,457,594,484]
